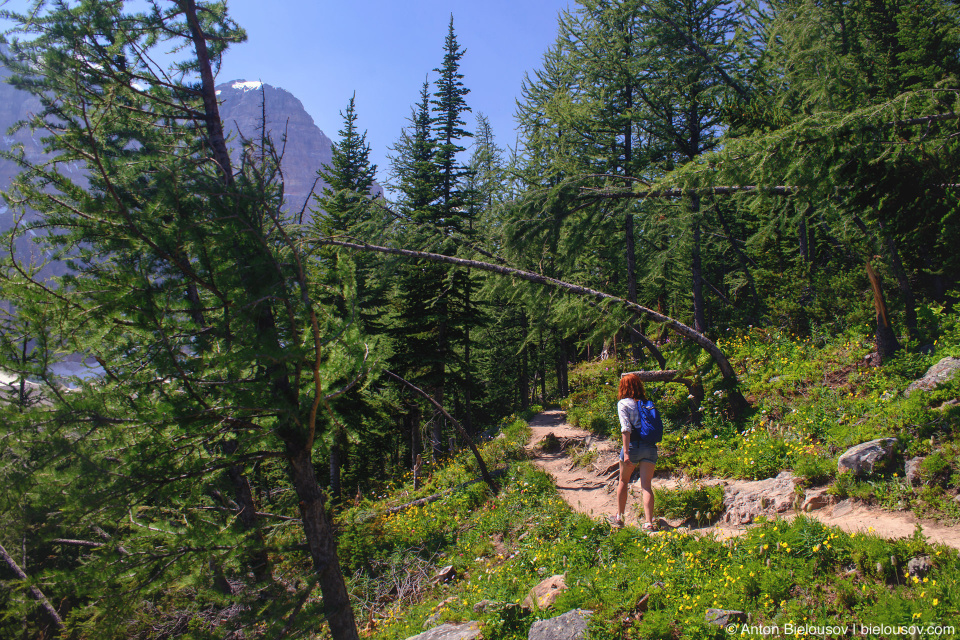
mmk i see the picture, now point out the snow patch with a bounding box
[215,90,221,96]
[231,80,263,92]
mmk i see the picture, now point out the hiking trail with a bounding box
[526,409,960,549]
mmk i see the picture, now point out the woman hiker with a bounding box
[611,372,658,531]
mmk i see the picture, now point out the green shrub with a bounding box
[654,484,724,523]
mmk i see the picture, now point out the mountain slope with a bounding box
[216,79,335,213]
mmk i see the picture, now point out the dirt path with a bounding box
[527,409,960,549]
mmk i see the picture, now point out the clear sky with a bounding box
[213,0,574,184]
[1,0,574,185]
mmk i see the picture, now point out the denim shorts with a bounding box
[620,441,658,464]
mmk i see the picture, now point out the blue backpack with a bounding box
[632,399,664,444]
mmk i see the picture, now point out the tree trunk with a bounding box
[556,337,569,398]
[691,201,707,334]
[866,262,901,361]
[625,213,642,360]
[520,316,530,410]
[880,226,918,340]
[222,441,271,583]
[434,311,446,461]
[287,445,359,640]
[798,204,809,264]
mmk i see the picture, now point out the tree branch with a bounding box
[0,542,64,631]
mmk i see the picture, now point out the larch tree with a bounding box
[0,1,364,638]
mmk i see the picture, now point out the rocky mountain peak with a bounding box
[216,79,334,213]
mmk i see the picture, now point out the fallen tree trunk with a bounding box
[319,239,739,385]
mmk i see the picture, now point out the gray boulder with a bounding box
[837,438,897,476]
[905,357,960,397]
[905,456,925,485]
[405,622,481,640]
[907,556,933,579]
[528,609,593,640]
[705,609,747,627]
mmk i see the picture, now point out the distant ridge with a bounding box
[0,58,363,275]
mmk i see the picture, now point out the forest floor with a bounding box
[527,409,960,549]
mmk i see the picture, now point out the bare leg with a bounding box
[637,460,656,527]
[616,458,637,522]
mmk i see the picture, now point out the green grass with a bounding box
[344,456,960,639]
[343,307,960,638]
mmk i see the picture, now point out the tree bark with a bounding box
[866,261,901,361]
[287,445,359,640]
[181,0,234,185]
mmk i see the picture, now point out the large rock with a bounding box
[905,357,960,397]
[905,456,924,485]
[528,609,593,640]
[705,609,747,627]
[722,472,801,525]
[405,622,481,640]
[522,574,567,610]
[801,487,835,512]
[838,438,897,476]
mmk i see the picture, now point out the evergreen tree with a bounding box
[314,93,384,501]
[386,18,480,457]
[386,80,449,460]
[318,92,378,233]
[0,2,364,637]
[431,14,473,231]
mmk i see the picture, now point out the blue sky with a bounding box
[215,0,574,182]
[2,0,574,184]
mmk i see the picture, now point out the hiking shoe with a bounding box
[608,514,625,528]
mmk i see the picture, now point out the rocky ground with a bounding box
[527,409,960,549]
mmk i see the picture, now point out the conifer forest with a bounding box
[1,1,959,639]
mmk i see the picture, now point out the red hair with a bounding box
[618,373,647,401]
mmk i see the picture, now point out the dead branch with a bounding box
[383,370,499,493]
[0,541,64,630]
[52,538,105,548]
[382,469,508,516]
